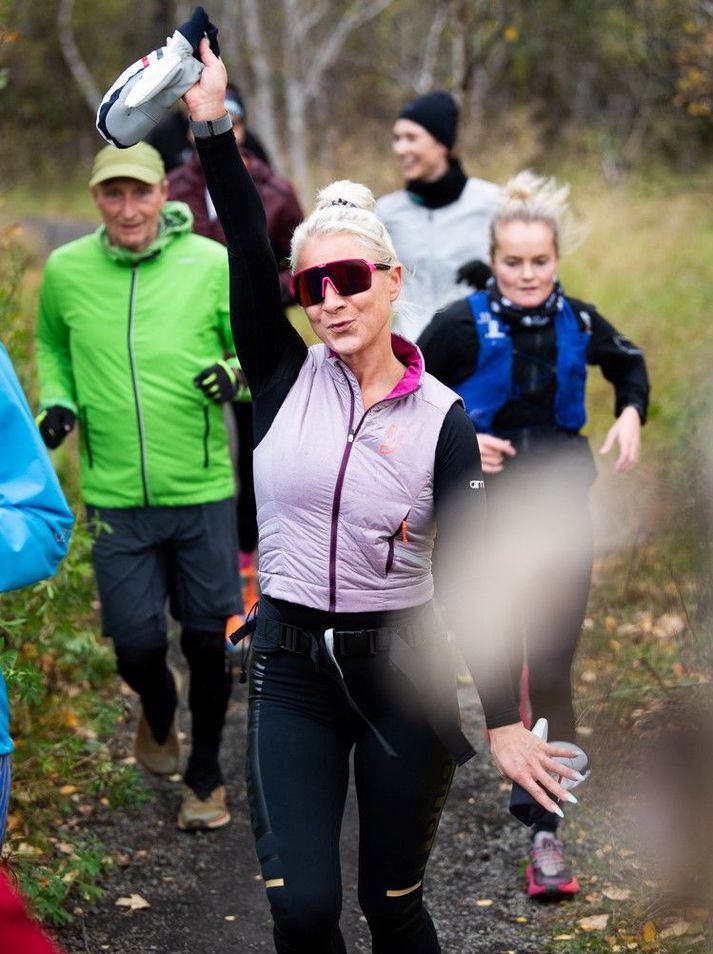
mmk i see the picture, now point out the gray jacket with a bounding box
[376,177,500,343]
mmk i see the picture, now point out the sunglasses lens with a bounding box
[293,260,373,306]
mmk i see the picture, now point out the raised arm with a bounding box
[183,40,306,403]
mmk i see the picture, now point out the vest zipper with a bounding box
[328,363,422,610]
[127,266,150,506]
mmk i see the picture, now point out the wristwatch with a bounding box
[189,112,232,138]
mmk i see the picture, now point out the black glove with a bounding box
[456,259,492,291]
[193,360,244,403]
[37,406,76,449]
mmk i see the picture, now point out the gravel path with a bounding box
[53,675,575,954]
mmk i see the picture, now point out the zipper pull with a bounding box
[347,432,355,443]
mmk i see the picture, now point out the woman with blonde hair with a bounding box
[182,43,581,953]
[418,170,649,897]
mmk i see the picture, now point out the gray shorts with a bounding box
[88,498,241,647]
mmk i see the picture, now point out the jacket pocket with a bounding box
[385,512,412,575]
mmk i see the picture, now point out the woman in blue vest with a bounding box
[418,171,649,898]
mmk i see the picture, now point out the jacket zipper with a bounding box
[203,406,211,468]
[80,406,94,468]
[127,266,150,506]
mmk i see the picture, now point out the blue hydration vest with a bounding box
[452,291,590,434]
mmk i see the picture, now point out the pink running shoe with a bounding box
[526,831,580,898]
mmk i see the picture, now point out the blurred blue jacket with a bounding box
[0,341,74,755]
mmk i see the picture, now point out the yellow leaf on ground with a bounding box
[58,784,78,796]
[603,886,632,901]
[578,914,610,931]
[659,921,690,939]
[643,921,656,942]
[115,893,150,911]
[553,934,574,941]
[475,899,493,907]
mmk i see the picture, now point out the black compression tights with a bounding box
[246,642,455,954]
[115,628,231,797]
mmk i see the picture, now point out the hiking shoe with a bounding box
[133,670,182,776]
[134,709,180,776]
[526,831,580,898]
[177,785,231,831]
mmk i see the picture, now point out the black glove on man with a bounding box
[37,406,76,449]
[456,259,493,292]
[193,360,246,403]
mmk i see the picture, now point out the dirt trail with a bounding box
[52,677,572,954]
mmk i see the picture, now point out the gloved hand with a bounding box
[97,6,220,148]
[193,359,246,403]
[456,258,492,291]
[37,406,76,449]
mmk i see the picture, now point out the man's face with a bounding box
[92,178,168,252]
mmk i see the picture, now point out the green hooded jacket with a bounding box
[36,202,237,508]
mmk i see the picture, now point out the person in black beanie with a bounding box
[376,90,499,342]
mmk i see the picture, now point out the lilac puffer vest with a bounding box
[254,335,461,613]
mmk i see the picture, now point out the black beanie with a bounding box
[397,91,459,150]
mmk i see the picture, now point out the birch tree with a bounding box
[232,0,393,199]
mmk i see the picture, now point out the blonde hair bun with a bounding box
[314,180,376,214]
[492,170,584,256]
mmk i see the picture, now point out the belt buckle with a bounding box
[335,629,377,656]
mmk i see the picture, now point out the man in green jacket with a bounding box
[36,141,244,832]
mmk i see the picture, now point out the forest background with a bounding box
[1,1,713,951]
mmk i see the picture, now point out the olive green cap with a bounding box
[89,142,165,187]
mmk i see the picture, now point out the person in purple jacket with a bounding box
[181,41,580,954]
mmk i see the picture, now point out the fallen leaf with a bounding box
[514,916,528,923]
[603,886,632,901]
[642,921,656,942]
[475,899,493,907]
[553,934,574,941]
[58,784,78,796]
[115,893,150,911]
[578,914,610,931]
[224,915,237,921]
[579,669,597,684]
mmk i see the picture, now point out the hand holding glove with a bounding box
[37,406,76,449]
[193,359,248,403]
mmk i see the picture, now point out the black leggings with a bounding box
[116,627,232,797]
[246,636,455,953]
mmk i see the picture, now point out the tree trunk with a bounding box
[240,0,286,171]
[57,0,101,114]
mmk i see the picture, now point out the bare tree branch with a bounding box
[415,3,449,93]
[57,0,101,113]
[303,0,392,101]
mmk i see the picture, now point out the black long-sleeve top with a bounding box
[195,126,520,728]
[417,297,650,432]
